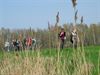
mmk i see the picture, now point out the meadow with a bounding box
[0,46,100,75]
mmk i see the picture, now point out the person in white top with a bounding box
[5,41,10,51]
[70,29,79,49]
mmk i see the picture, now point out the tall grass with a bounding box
[0,1,99,75]
[98,50,100,75]
[0,46,99,75]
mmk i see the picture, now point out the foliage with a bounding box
[0,46,100,75]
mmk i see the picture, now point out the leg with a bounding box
[60,40,64,49]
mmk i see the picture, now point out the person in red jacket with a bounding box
[26,37,32,50]
[59,28,66,49]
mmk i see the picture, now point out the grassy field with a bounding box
[0,46,100,75]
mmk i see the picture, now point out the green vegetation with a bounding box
[0,46,100,75]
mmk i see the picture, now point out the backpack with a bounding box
[70,33,73,43]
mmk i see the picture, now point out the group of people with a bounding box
[58,28,79,49]
[4,37,36,51]
[22,37,36,50]
[4,28,79,51]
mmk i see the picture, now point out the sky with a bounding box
[0,0,100,29]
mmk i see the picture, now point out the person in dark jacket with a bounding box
[59,28,66,49]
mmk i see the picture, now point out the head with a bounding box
[73,28,77,33]
[72,25,77,33]
[61,28,64,32]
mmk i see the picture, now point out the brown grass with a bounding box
[0,49,96,75]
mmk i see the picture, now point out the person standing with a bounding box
[26,37,32,50]
[59,28,66,49]
[70,29,79,49]
[4,41,10,52]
